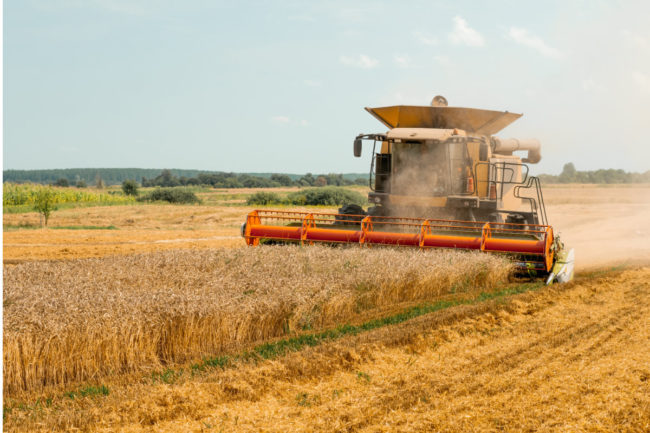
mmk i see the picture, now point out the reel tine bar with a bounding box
[244,210,554,272]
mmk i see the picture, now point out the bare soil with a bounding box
[542,185,650,268]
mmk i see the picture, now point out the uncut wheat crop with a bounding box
[3,246,512,395]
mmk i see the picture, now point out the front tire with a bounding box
[335,204,366,225]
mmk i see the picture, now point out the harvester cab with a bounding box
[242,96,574,284]
[355,96,545,225]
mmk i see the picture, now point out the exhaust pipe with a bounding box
[491,137,541,164]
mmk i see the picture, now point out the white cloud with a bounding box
[508,27,562,59]
[632,70,650,94]
[339,54,379,69]
[303,79,322,87]
[393,54,412,68]
[271,116,290,124]
[300,120,310,126]
[449,16,484,47]
[413,31,438,46]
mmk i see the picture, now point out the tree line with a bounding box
[7,164,647,187]
[3,168,367,187]
[538,163,650,184]
[141,170,367,188]
[3,168,200,186]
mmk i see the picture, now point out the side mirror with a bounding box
[353,138,362,157]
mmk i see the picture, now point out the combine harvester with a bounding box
[242,96,574,284]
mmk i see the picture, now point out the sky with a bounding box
[4,0,650,175]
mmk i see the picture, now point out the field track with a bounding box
[5,266,649,432]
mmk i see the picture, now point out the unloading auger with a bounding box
[242,96,574,284]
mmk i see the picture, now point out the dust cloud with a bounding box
[388,140,467,219]
[544,186,650,270]
[391,141,451,198]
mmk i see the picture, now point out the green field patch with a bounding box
[64,385,109,400]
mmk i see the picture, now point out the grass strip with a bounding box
[246,281,543,360]
[64,385,110,400]
[188,281,543,373]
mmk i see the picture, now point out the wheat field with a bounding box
[3,246,511,395]
[4,185,649,432]
[4,266,648,432]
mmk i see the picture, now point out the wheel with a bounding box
[335,204,366,225]
[505,213,530,232]
[506,213,528,225]
[366,206,386,217]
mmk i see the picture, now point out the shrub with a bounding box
[286,187,366,206]
[137,188,200,204]
[53,178,69,187]
[122,179,139,196]
[247,192,284,205]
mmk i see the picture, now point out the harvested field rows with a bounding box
[3,247,511,395]
[4,267,649,432]
[2,228,242,262]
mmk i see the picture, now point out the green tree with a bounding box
[33,188,57,227]
[353,177,367,185]
[558,163,577,183]
[159,169,180,187]
[298,173,315,186]
[76,180,87,188]
[270,174,294,186]
[53,178,69,187]
[121,179,139,196]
